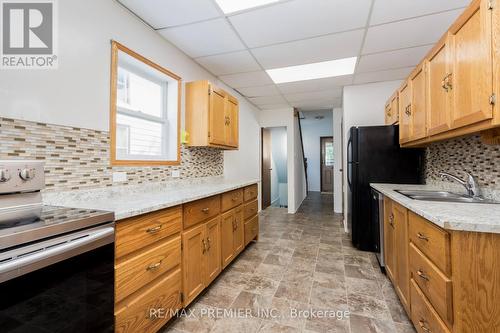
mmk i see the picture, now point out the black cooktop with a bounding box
[0,205,114,250]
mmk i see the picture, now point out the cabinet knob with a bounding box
[416,269,430,281]
[146,225,162,234]
[202,207,210,214]
[417,232,429,241]
[418,319,431,332]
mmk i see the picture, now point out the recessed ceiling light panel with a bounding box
[215,0,280,14]
[266,57,357,84]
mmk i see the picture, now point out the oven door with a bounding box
[0,224,114,333]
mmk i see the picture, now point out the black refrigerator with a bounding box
[347,125,424,251]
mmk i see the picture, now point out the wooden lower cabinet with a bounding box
[182,216,222,306]
[384,197,500,333]
[115,183,259,333]
[115,269,183,333]
[221,207,244,268]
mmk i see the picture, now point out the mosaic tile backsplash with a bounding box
[0,117,223,192]
[425,135,500,190]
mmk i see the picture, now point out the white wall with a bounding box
[293,114,307,211]
[258,108,305,213]
[333,108,343,213]
[301,111,333,192]
[0,0,260,184]
[342,80,402,231]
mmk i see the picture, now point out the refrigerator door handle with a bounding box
[347,137,353,188]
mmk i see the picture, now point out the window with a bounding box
[110,41,181,165]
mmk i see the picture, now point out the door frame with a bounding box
[320,136,334,193]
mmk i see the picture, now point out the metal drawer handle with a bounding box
[201,208,210,213]
[417,232,429,241]
[206,237,211,251]
[389,213,395,227]
[202,239,207,253]
[418,319,431,332]
[146,225,162,234]
[232,196,239,201]
[417,269,430,281]
[147,261,162,271]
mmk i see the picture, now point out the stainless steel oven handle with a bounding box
[0,226,114,276]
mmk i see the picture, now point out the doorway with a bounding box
[320,136,334,193]
[261,127,288,210]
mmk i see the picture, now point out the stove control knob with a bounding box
[0,169,11,182]
[19,168,35,181]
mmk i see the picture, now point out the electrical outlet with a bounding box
[171,170,180,178]
[112,172,127,183]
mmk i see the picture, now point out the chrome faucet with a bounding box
[438,171,483,198]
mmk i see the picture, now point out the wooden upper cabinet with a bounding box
[427,36,453,136]
[449,0,493,129]
[225,98,239,147]
[410,63,427,140]
[209,87,227,146]
[185,80,239,149]
[385,92,399,125]
[399,81,412,144]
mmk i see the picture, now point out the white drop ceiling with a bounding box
[118,0,469,111]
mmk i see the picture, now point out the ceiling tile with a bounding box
[294,99,342,110]
[249,95,287,105]
[118,0,221,29]
[285,89,342,103]
[158,19,245,58]
[370,0,469,26]
[236,85,281,97]
[353,67,413,85]
[251,29,364,69]
[229,0,371,48]
[259,103,292,110]
[218,71,274,88]
[195,51,260,75]
[277,75,353,95]
[363,9,462,54]
[357,45,432,73]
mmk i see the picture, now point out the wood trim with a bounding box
[109,40,182,166]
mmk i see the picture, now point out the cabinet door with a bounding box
[205,217,221,286]
[385,102,392,125]
[384,199,396,283]
[220,210,235,268]
[449,0,493,129]
[233,207,244,255]
[427,38,452,135]
[209,88,227,146]
[410,64,427,140]
[225,99,239,147]
[182,224,206,305]
[390,94,399,124]
[399,82,412,143]
[393,202,410,312]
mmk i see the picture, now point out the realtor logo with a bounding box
[1,0,58,69]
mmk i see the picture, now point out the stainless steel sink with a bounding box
[395,190,499,204]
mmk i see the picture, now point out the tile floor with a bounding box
[162,192,416,333]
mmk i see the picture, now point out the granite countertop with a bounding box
[43,176,259,221]
[371,183,500,234]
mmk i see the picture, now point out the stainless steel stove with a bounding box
[0,160,115,332]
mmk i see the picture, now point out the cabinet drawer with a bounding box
[115,268,182,333]
[411,279,451,333]
[115,236,181,303]
[183,195,220,229]
[409,212,451,275]
[116,206,182,259]
[243,200,258,220]
[243,184,258,202]
[244,215,259,246]
[409,243,453,325]
[221,189,243,212]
